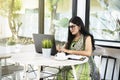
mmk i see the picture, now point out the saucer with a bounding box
[54,56,68,61]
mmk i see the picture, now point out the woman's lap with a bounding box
[57,62,91,80]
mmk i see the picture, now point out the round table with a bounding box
[11,52,88,80]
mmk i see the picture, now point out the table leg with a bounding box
[71,65,77,80]
[24,64,29,80]
[37,66,41,80]
[0,60,1,80]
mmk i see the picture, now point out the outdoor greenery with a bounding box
[0,0,33,45]
[45,0,70,34]
[6,37,16,45]
[0,0,22,38]
[53,18,69,28]
[98,0,120,35]
[90,0,120,40]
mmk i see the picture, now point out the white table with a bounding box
[10,51,88,80]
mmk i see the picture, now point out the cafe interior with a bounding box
[0,0,120,80]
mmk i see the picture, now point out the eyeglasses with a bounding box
[69,25,76,29]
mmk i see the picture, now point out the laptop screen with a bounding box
[33,33,57,56]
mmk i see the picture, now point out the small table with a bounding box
[11,52,88,80]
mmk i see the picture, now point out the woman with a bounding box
[57,16,100,80]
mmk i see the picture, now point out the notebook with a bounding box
[33,33,57,56]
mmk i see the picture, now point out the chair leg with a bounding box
[0,60,2,80]
[119,65,120,80]
[16,72,21,80]
[12,73,16,80]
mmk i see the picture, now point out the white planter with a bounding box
[42,48,51,58]
[6,44,21,53]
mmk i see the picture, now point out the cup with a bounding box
[55,52,66,58]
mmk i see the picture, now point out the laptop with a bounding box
[33,33,57,56]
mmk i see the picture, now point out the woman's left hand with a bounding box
[61,48,69,53]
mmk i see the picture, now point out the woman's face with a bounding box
[69,22,80,35]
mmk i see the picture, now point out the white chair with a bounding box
[0,56,24,80]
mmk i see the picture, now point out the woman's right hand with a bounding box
[56,44,62,52]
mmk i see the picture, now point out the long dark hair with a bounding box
[66,16,95,50]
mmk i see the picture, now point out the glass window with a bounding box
[0,0,39,46]
[44,0,72,42]
[77,0,86,24]
[19,0,39,38]
[90,0,120,41]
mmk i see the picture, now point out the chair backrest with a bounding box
[101,56,119,80]
[92,46,120,80]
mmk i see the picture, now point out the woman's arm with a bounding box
[61,36,92,57]
[56,43,67,52]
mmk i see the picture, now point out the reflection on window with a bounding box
[0,0,38,45]
[90,0,120,41]
[44,0,72,42]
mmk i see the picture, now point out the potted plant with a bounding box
[42,39,53,57]
[6,37,17,53]
[7,38,16,46]
[6,37,21,53]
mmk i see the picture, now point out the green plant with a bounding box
[53,18,69,28]
[0,0,22,42]
[7,37,16,45]
[42,39,53,48]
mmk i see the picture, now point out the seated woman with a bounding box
[56,16,100,80]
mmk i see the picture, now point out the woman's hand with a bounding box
[56,44,62,52]
[60,48,70,53]
[56,43,70,53]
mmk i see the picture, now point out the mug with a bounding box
[55,52,66,58]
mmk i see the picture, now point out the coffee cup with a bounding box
[55,52,66,58]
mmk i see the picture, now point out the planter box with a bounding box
[42,48,51,58]
[6,44,21,53]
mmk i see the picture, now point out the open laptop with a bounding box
[33,33,57,56]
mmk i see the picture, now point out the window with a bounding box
[19,0,39,38]
[90,0,120,42]
[44,0,72,42]
[77,0,86,24]
[0,0,39,46]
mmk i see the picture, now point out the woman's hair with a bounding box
[66,16,95,50]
